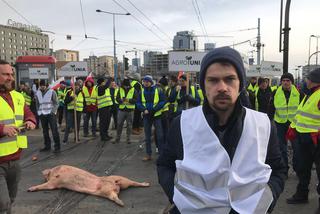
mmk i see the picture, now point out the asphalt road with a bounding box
[11,128,320,214]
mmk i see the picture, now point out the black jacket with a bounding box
[157,99,286,214]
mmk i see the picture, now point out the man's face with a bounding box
[143,80,152,88]
[0,64,15,91]
[40,85,47,91]
[178,79,186,87]
[259,80,268,90]
[169,80,177,87]
[204,62,240,112]
[60,84,66,90]
[86,81,92,87]
[19,84,25,91]
[281,78,292,90]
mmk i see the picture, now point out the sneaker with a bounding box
[286,193,308,204]
[156,148,159,153]
[142,155,152,161]
[39,147,50,152]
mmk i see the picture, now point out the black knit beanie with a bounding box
[199,47,246,93]
[280,73,294,84]
[307,68,320,83]
[159,76,168,86]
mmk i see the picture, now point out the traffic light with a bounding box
[124,57,129,70]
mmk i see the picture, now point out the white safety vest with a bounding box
[174,106,273,214]
[36,89,54,116]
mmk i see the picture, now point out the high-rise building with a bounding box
[0,20,50,65]
[83,55,115,77]
[143,51,168,78]
[54,49,79,61]
[173,31,198,51]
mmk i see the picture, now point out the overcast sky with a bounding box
[1,0,320,73]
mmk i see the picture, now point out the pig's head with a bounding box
[42,168,51,181]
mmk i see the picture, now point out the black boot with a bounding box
[286,192,309,204]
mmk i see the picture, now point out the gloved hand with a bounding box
[285,127,297,141]
[310,132,320,145]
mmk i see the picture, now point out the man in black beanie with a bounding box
[157,47,286,214]
[286,68,320,211]
[269,72,304,178]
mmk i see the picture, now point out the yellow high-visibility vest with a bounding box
[168,87,178,113]
[20,91,31,106]
[177,86,196,100]
[291,89,320,133]
[247,83,258,93]
[118,87,135,110]
[0,90,27,157]
[161,86,170,112]
[198,89,204,105]
[82,86,97,106]
[67,90,84,112]
[57,88,67,104]
[274,86,300,123]
[141,88,162,117]
[97,87,113,109]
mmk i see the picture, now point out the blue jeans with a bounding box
[143,117,164,156]
[63,110,82,142]
[83,111,97,135]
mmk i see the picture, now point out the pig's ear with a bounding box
[42,169,51,180]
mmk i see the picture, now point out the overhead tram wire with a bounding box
[79,0,88,38]
[194,0,209,43]
[1,0,33,25]
[124,0,172,41]
[112,0,172,47]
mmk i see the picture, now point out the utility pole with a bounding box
[279,0,291,74]
[257,18,261,65]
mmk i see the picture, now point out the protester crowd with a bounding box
[2,49,320,213]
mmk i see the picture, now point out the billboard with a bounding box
[247,61,283,77]
[58,62,88,77]
[169,51,206,72]
[29,67,49,79]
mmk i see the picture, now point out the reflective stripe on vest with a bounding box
[162,86,169,112]
[175,106,272,213]
[177,86,196,100]
[83,86,97,106]
[292,89,320,133]
[198,89,204,105]
[0,90,27,157]
[247,83,258,93]
[168,87,178,113]
[97,88,113,109]
[118,87,135,110]
[67,90,84,111]
[57,88,67,103]
[141,88,162,117]
[36,89,53,115]
[274,85,300,123]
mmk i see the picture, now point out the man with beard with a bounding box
[157,47,286,214]
[0,60,36,213]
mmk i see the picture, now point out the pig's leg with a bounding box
[108,192,124,207]
[114,177,150,189]
[28,182,55,192]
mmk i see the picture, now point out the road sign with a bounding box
[59,62,88,77]
[29,67,49,79]
[169,51,206,72]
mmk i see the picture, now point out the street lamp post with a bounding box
[96,9,130,83]
[308,35,320,71]
[308,50,320,72]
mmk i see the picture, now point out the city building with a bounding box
[204,43,216,52]
[143,51,168,78]
[173,31,198,51]
[54,49,79,61]
[0,19,49,65]
[83,55,115,77]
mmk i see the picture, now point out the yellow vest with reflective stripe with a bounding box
[162,86,170,112]
[67,90,84,112]
[21,91,31,106]
[291,89,320,133]
[131,80,142,90]
[247,83,258,93]
[57,88,67,104]
[0,90,27,157]
[168,87,178,113]
[177,86,196,100]
[198,89,204,105]
[271,85,278,92]
[141,88,162,117]
[274,86,300,123]
[118,87,135,110]
[83,86,97,106]
[97,88,113,109]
